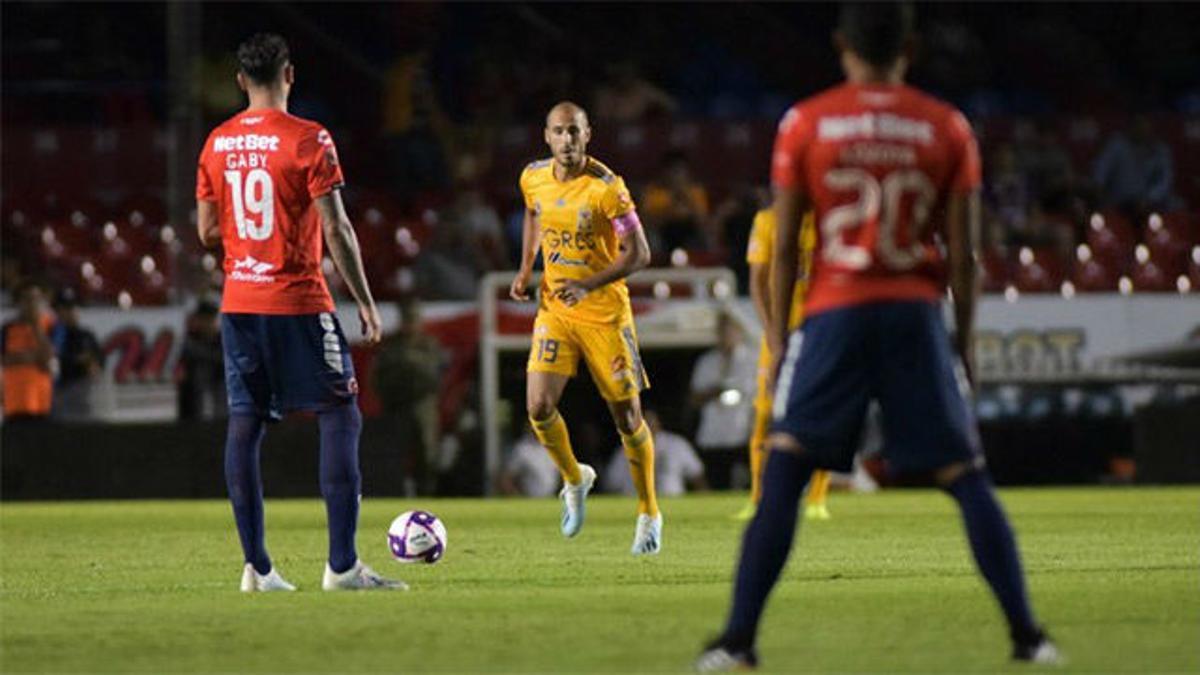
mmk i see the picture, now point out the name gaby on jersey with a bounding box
[212,134,278,170]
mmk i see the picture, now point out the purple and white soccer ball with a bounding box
[387,510,447,564]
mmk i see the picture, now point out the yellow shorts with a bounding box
[527,310,649,402]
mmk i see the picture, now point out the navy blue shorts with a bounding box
[771,300,980,474]
[221,313,358,421]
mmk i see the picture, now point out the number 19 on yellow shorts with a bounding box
[526,311,649,402]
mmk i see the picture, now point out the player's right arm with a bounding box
[316,191,382,344]
[945,111,984,384]
[510,206,540,301]
[946,191,981,383]
[511,167,541,301]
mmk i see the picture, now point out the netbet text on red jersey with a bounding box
[771,83,981,316]
[196,109,345,314]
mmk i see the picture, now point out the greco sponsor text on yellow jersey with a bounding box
[520,156,637,325]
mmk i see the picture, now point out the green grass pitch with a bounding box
[2,488,1197,673]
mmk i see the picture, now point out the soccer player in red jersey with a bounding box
[697,5,1059,669]
[196,34,403,592]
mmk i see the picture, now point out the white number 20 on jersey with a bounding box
[224,169,274,241]
[820,168,936,271]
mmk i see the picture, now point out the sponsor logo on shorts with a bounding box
[610,355,628,379]
[320,313,344,374]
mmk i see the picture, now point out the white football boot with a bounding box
[631,512,663,556]
[559,464,597,538]
[239,563,296,592]
[322,560,408,591]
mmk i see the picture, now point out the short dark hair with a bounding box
[837,2,915,68]
[237,33,290,85]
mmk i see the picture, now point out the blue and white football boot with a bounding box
[631,512,663,556]
[559,464,597,537]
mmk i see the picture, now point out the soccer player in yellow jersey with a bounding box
[739,205,834,521]
[510,101,662,555]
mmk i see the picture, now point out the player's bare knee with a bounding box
[935,458,985,488]
[527,398,557,422]
[766,432,805,455]
[608,398,642,435]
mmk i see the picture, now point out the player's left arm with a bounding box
[767,106,810,368]
[555,223,650,307]
[555,180,650,306]
[194,150,221,248]
[196,200,220,249]
[769,189,806,362]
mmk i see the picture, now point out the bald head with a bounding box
[546,101,588,128]
[544,101,591,171]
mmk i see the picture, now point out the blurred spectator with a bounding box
[415,210,479,300]
[50,290,104,420]
[712,185,768,289]
[1092,115,1179,217]
[372,296,443,496]
[986,143,1031,236]
[382,49,450,196]
[497,422,559,497]
[446,183,509,273]
[603,410,707,496]
[689,312,756,489]
[1,257,25,307]
[1013,120,1077,215]
[641,151,710,255]
[176,299,225,421]
[2,282,56,421]
[592,61,677,124]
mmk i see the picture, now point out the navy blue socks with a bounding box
[722,450,815,650]
[225,414,271,575]
[944,470,1041,644]
[319,403,363,574]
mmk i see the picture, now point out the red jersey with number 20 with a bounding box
[771,83,981,317]
[196,109,344,314]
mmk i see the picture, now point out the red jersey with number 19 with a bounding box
[196,109,344,314]
[771,83,981,317]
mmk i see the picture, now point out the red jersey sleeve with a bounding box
[946,110,982,193]
[301,127,345,198]
[770,105,811,191]
[195,144,215,201]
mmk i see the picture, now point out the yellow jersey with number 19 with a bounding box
[520,156,638,326]
[745,207,817,331]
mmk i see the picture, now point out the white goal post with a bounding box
[478,267,745,495]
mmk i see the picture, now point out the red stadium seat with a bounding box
[1070,244,1118,292]
[1131,258,1173,292]
[1012,246,1065,293]
[1188,246,1200,290]
[1144,215,1189,277]
[1086,212,1136,273]
[980,248,1010,292]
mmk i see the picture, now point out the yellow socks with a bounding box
[806,469,831,506]
[748,401,772,503]
[530,411,582,485]
[621,421,659,517]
